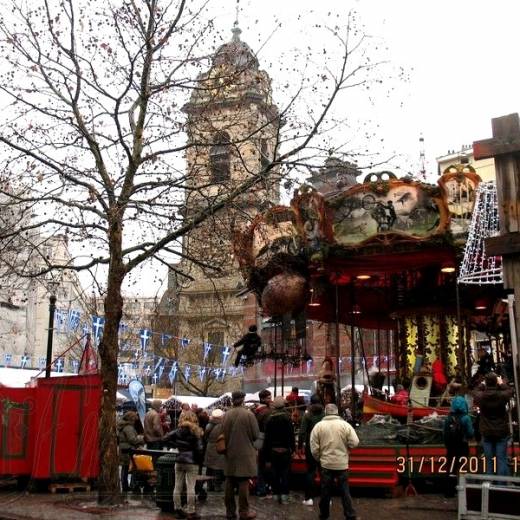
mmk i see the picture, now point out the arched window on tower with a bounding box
[209,131,231,183]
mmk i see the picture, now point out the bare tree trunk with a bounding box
[97,216,125,504]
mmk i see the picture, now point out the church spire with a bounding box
[232,0,241,42]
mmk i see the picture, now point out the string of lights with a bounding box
[458,181,502,285]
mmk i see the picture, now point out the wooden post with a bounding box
[474,112,520,429]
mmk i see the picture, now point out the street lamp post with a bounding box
[45,292,57,378]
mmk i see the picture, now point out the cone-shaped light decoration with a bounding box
[458,182,502,285]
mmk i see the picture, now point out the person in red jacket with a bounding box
[390,384,409,406]
[432,356,448,394]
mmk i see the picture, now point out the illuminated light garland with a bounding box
[458,181,503,285]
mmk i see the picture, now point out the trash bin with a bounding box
[155,452,176,512]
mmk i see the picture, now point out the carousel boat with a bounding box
[362,394,449,420]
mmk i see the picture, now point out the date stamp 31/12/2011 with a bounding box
[396,456,517,474]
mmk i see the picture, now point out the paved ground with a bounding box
[0,485,457,520]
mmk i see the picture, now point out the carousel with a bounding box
[234,166,519,489]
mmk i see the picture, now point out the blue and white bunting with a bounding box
[161,333,172,346]
[198,366,206,382]
[68,309,81,332]
[184,364,191,382]
[55,358,64,372]
[4,353,12,366]
[203,342,212,361]
[180,337,190,349]
[92,315,105,344]
[221,345,231,365]
[20,354,30,369]
[168,361,178,384]
[140,328,151,352]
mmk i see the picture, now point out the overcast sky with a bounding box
[92,1,520,296]
[206,0,519,176]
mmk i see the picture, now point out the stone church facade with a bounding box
[159,26,280,393]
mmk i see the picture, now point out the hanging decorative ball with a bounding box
[261,272,307,316]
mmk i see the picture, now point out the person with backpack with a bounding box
[203,409,225,492]
[443,395,474,497]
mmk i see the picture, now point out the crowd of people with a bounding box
[116,346,516,520]
[117,387,360,520]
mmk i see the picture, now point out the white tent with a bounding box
[0,367,75,387]
[165,394,220,409]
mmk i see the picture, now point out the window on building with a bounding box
[209,132,231,183]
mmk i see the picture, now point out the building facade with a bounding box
[0,234,89,371]
[159,26,280,394]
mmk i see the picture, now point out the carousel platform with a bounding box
[293,444,518,495]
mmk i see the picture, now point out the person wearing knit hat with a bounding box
[272,396,286,409]
[262,395,295,505]
[211,408,225,419]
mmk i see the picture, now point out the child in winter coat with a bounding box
[443,395,474,497]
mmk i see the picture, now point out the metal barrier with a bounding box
[458,474,520,519]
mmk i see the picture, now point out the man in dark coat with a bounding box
[254,389,272,497]
[233,325,261,367]
[262,396,295,505]
[473,373,513,476]
[222,391,260,520]
[298,396,324,505]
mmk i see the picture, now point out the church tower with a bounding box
[163,25,279,379]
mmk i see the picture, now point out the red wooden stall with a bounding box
[0,374,101,481]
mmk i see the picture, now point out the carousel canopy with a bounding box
[235,170,491,329]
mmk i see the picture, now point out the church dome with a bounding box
[213,26,259,69]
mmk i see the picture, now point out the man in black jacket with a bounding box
[262,396,295,505]
[473,373,513,476]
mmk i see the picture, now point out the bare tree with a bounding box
[0,0,387,503]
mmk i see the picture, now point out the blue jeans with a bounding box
[482,436,509,476]
[319,468,356,520]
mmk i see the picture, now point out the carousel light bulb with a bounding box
[356,274,371,280]
[351,304,361,315]
[440,263,456,273]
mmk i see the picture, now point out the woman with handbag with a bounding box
[117,411,144,494]
[164,410,204,520]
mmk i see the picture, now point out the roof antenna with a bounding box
[418,133,427,181]
[232,0,241,41]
